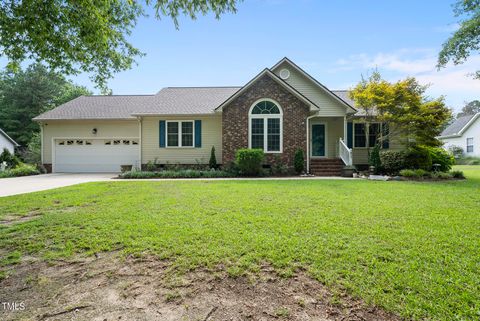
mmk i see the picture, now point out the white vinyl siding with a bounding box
[272,61,348,117]
[142,115,222,164]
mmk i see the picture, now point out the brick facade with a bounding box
[222,74,310,168]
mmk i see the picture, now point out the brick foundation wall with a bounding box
[222,74,309,168]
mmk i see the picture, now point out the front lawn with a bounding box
[1,167,479,320]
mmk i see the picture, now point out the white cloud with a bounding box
[334,49,480,110]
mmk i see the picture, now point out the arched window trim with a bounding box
[248,98,283,153]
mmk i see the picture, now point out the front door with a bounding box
[311,124,326,157]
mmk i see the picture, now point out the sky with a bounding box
[8,0,480,112]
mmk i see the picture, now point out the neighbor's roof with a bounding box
[440,113,480,137]
[0,128,19,146]
[33,95,155,120]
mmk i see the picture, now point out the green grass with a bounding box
[1,167,480,320]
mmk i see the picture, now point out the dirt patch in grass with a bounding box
[0,252,400,321]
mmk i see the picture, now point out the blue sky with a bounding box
[12,0,480,111]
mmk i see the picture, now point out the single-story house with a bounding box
[439,112,480,157]
[33,58,402,174]
[0,128,19,154]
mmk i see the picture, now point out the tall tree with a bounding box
[457,99,480,117]
[0,0,241,91]
[0,63,91,146]
[437,0,480,78]
[349,71,452,147]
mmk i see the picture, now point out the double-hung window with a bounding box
[354,122,388,148]
[249,100,282,152]
[467,137,474,153]
[166,121,194,147]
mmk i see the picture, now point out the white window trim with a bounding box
[248,98,283,153]
[352,121,387,149]
[466,137,474,153]
[166,120,195,148]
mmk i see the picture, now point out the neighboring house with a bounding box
[33,58,403,174]
[0,128,19,154]
[439,113,480,157]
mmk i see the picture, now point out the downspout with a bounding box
[40,123,44,164]
[137,117,142,170]
[306,113,318,174]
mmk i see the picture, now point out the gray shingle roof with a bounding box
[33,95,155,120]
[137,87,241,115]
[440,113,478,137]
[33,87,242,120]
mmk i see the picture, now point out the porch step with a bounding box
[310,158,344,176]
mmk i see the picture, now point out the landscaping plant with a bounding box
[294,149,304,174]
[0,148,20,168]
[209,146,217,169]
[368,144,382,174]
[235,148,264,176]
[380,150,406,175]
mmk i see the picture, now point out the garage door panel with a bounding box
[54,139,139,173]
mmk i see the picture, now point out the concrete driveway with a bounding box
[0,173,116,197]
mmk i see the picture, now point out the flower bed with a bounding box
[118,169,235,179]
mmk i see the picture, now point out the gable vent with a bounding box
[279,69,290,80]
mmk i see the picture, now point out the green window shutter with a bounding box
[159,120,166,148]
[347,122,353,148]
[194,120,202,148]
[382,123,390,149]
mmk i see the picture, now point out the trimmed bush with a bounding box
[380,150,406,175]
[294,149,304,174]
[405,145,432,171]
[209,146,217,169]
[235,148,264,176]
[0,164,40,178]
[450,170,465,179]
[119,169,234,179]
[427,147,454,172]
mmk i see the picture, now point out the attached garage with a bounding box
[53,138,140,173]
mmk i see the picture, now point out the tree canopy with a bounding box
[438,0,480,78]
[457,99,480,117]
[349,71,452,147]
[0,63,91,146]
[0,0,241,91]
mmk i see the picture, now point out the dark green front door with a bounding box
[311,124,325,157]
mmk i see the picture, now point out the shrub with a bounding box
[399,169,417,177]
[456,156,480,165]
[235,148,264,176]
[427,147,454,172]
[399,168,430,178]
[432,171,452,180]
[368,144,382,174]
[209,146,217,169]
[0,164,39,178]
[0,148,20,168]
[271,156,289,176]
[294,149,304,174]
[448,145,464,159]
[450,170,465,179]
[118,169,234,179]
[405,145,432,171]
[380,150,406,175]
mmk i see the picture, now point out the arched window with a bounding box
[249,99,283,152]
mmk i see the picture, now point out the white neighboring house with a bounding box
[0,128,19,154]
[439,113,480,157]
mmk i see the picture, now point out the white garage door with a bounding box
[54,138,139,173]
